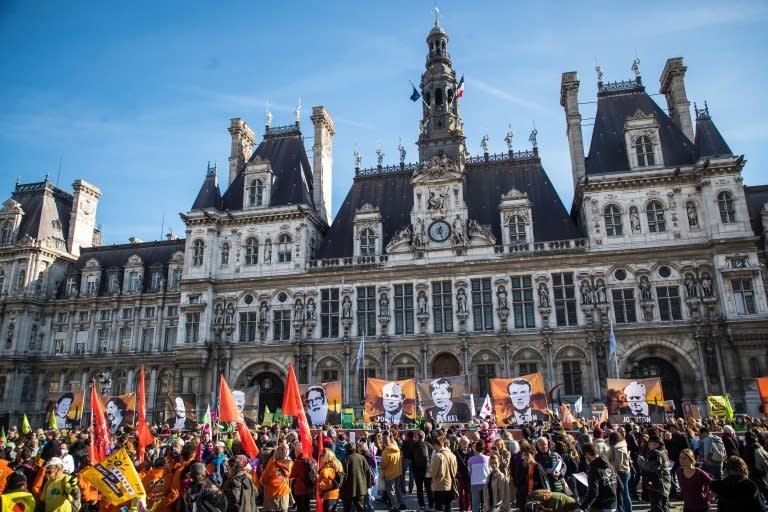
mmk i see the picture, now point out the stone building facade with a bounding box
[0,19,767,425]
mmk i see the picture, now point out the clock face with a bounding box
[428,220,451,242]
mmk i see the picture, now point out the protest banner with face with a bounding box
[417,375,473,424]
[606,378,665,424]
[99,393,136,433]
[490,373,549,426]
[165,393,197,430]
[299,381,342,427]
[232,387,260,427]
[363,378,417,423]
[46,391,85,429]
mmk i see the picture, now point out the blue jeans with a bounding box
[617,471,632,512]
[470,484,484,512]
[400,459,414,492]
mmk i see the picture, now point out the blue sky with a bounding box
[1,1,766,244]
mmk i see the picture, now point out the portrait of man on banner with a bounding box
[491,373,549,426]
[606,378,665,424]
[299,381,342,427]
[165,393,197,431]
[233,388,260,428]
[100,393,136,433]
[364,378,417,423]
[46,391,85,429]
[418,376,473,424]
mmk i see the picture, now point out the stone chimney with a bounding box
[67,179,101,257]
[311,106,335,224]
[228,118,256,186]
[560,72,586,190]
[660,57,694,142]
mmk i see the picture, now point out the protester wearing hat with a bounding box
[636,431,671,512]
[141,456,174,512]
[41,457,80,512]
[223,454,258,512]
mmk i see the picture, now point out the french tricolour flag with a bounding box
[456,75,465,99]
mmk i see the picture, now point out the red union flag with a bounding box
[89,381,112,463]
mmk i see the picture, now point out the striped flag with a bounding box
[456,75,465,99]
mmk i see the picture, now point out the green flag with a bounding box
[263,405,273,427]
[48,409,58,430]
[21,414,31,434]
[0,427,6,444]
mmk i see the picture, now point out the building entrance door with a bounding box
[248,372,284,419]
[628,357,683,415]
[432,353,460,377]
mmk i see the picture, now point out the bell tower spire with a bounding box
[416,15,466,165]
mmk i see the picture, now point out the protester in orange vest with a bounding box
[260,442,293,512]
[76,463,100,511]
[317,448,344,512]
[0,458,12,494]
[141,457,174,512]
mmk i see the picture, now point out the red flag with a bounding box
[218,375,240,424]
[281,362,312,457]
[136,366,154,463]
[89,381,112,463]
[236,421,259,458]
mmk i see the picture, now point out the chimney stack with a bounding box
[228,118,256,186]
[660,57,694,142]
[311,106,335,225]
[560,72,586,190]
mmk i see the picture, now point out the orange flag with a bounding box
[90,381,112,463]
[281,363,313,459]
[136,366,154,463]
[236,421,259,458]
[218,375,240,424]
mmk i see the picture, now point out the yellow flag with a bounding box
[81,448,145,505]
[48,409,58,430]
[20,414,30,434]
[707,395,734,421]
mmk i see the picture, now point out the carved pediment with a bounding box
[627,109,654,122]
[501,188,527,200]
[1,199,23,214]
[414,153,462,182]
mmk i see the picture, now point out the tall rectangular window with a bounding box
[394,284,414,335]
[171,268,182,290]
[272,310,290,341]
[99,310,111,321]
[477,364,496,397]
[127,271,140,292]
[612,288,637,323]
[239,312,258,343]
[562,361,583,395]
[431,281,453,333]
[144,307,155,319]
[185,313,200,343]
[122,308,134,320]
[732,279,756,315]
[519,362,538,375]
[552,272,577,326]
[321,288,339,338]
[97,328,109,353]
[108,273,120,293]
[141,327,154,352]
[471,278,493,331]
[150,271,162,290]
[357,286,376,336]
[85,275,98,295]
[119,327,132,352]
[358,368,376,402]
[657,286,682,321]
[166,306,178,317]
[510,275,535,328]
[163,326,177,351]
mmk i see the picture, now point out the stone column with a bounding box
[343,341,350,404]
[80,371,89,393]
[587,337,601,399]
[126,368,135,392]
[694,335,710,396]
[382,342,389,380]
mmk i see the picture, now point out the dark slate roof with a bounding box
[191,170,222,210]
[694,115,732,160]
[61,238,186,296]
[586,85,695,175]
[745,185,768,250]
[221,124,314,211]
[11,180,73,247]
[316,157,581,259]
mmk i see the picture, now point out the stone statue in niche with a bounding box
[497,286,508,310]
[580,280,593,305]
[630,207,641,232]
[538,283,550,308]
[428,189,448,210]
[684,273,698,298]
[342,296,352,319]
[595,279,607,304]
[225,303,235,325]
[214,303,225,326]
[264,240,272,263]
[259,302,269,323]
[294,299,304,321]
[379,294,389,314]
[412,218,428,249]
[417,291,428,314]
[306,299,316,321]
[700,273,713,297]
[456,288,468,313]
[453,216,467,246]
[686,202,698,227]
[639,276,652,302]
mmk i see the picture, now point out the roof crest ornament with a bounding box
[265,101,272,128]
[631,57,641,78]
[295,97,302,123]
[505,125,513,152]
[480,134,489,154]
[529,124,538,151]
[376,146,384,167]
[434,2,440,26]
[354,144,362,170]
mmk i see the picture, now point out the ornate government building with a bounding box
[1,19,767,425]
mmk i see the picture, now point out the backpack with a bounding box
[304,458,319,487]
[709,435,725,464]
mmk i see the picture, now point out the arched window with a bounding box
[278,234,292,263]
[634,135,655,167]
[646,201,666,233]
[604,205,623,236]
[718,191,736,223]
[0,222,10,245]
[220,242,229,265]
[191,240,204,266]
[359,228,376,256]
[507,215,527,242]
[435,87,443,106]
[245,237,259,265]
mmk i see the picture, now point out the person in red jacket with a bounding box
[289,440,315,512]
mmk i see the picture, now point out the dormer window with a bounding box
[278,234,292,263]
[65,276,77,297]
[359,228,376,256]
[507,215,527,242]
[127,271,140,292]
[0,222,11,245]
[85,274,98,295]
[604,205,623,236]
[191,240,204,266]
[248,179,264,207]
[107,273,120,293]
[245,237,259,265]
[150,271,162,291]
[634,135,655,167]
[646,201,666,233]
[718,191,736,223]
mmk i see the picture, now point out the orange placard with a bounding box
[606,378,665,424]
[99,393,136,433]
[490,373,549,426]
[299,381,342,427]
[363,378,417,423]
[46,391,85,429]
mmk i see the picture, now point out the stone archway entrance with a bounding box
[627,357,683,415]
[246,372,284,418]
[432,353,460,377]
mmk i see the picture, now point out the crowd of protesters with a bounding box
[0,413,767,512]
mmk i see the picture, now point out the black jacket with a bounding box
[710,473,764,512]
[223,472,258,512]
[534,449,566,493]
[411,441,432,472]
[580,457,617,511]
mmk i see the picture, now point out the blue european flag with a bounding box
[609,319,617,357]
[410,84,421,102]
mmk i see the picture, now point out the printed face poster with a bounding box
[165,393,197,430]
[417,376,473,424]
[363,378,417,424]
[46,391,85,429]
[606,378,665,424]
[490,373,549,426]
[757,377,768,417]
[299,381,342,427]
[99,393,136,433]
[233,387,260,427]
